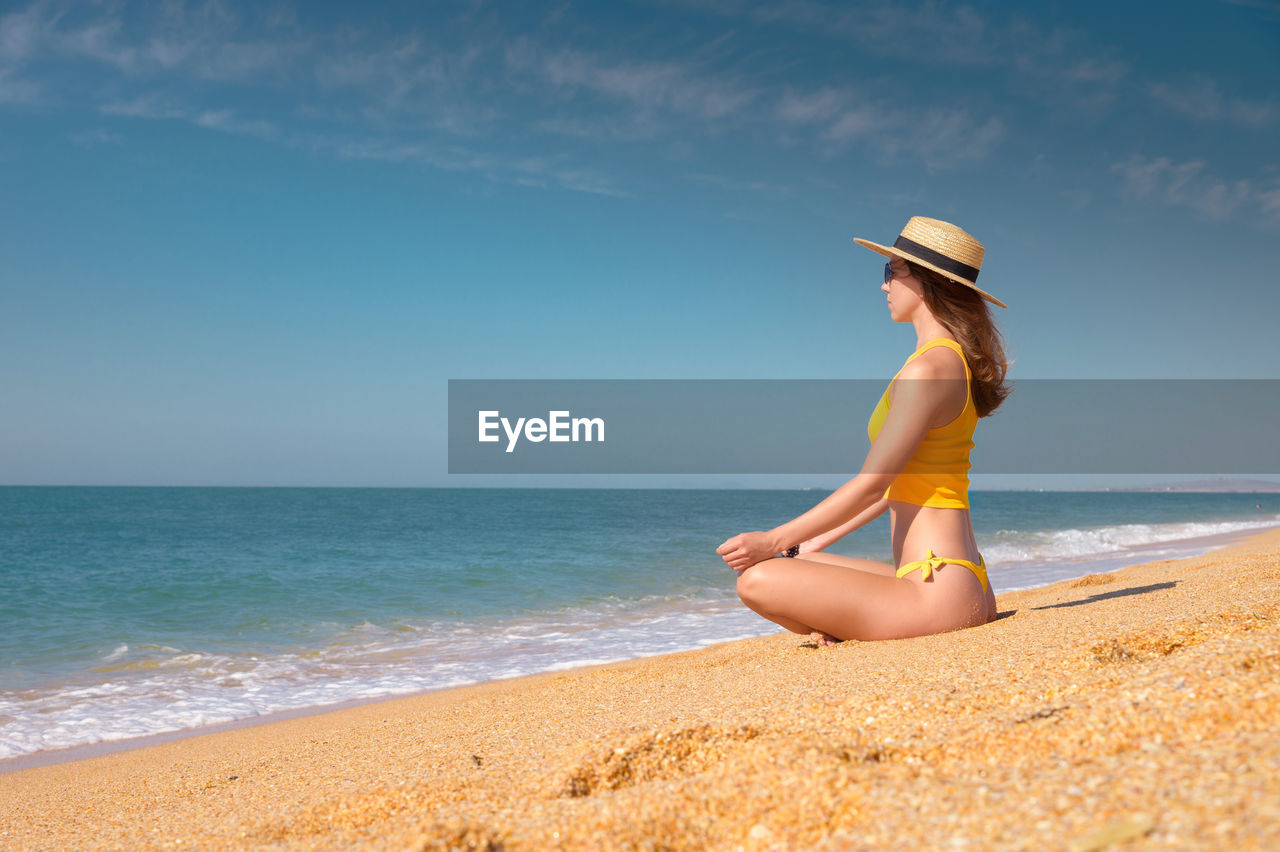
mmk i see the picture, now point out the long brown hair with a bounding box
[908,260,1011,417]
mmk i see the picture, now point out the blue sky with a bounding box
[2,0,1278,487]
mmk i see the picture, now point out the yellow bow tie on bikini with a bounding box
[895,549,989,593]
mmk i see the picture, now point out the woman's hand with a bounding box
[716,531,781,571]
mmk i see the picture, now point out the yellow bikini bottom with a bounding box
[896,549,989,594]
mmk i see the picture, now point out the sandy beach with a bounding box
[3,528,1279,851]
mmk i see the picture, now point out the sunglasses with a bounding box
[885,259,912,283]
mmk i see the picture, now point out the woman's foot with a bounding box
[813,631,844,647]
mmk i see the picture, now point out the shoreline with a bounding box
[3,527,1280,848]
[5,524,1274,844]
[0,647,739,776]
[989,522,1276,592]
[2,522,1273,775]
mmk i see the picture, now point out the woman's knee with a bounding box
[736,559,782,606]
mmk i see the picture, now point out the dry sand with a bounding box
[3,529,1279,851]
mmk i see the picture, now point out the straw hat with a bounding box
[854,216,1006,309]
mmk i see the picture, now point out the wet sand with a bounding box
[3,528,1279,850]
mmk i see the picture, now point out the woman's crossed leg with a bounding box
[735,553,927,642]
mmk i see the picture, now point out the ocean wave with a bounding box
[101,644,129,663]
[4,505,1275,762]
[0,595,771,760]
[982,515,1279,564]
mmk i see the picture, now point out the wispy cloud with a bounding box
[832,0,992,65]
[775,86,1005,168]
[0,1,50,102]
[668,0,996,66]
[1257,180,1280,223]
[66,126,126,147]
[657,0,1134,147]
[1110,155,1277,226]
[100,96,189,120]
[313,29,487,117]
[50,2,304,83]
[821,105,879,145]
[2,2,631,195]
[665,0,1130,96]
[686,172,791,197]
[98,87,621,197]
[775,87,844,124]
[511,30,1007,170]
[3,0,1270,210]
[192,108,279,140]
[0,3,44,63]
[308,133,628,197]
[99,96,281,143]
[776,86,876,153]
[1148,75,1277,127]
[0,0,1035,185]
[888,109,1005,169]
[531,114,663,143]
[505,38,758,126]
[0,65,40,103]
[1005,21,1128,113]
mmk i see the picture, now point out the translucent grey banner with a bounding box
[448,380,1280,474]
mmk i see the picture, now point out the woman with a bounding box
[717,216,1010,643]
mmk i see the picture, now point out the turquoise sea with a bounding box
[2,486,1277,762]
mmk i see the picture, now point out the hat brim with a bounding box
[853,237,1007,309]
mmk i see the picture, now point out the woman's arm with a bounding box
[798,497,889,554]
[717,355,957,570]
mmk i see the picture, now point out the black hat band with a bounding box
[893,235,980,282]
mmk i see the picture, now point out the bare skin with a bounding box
[717,257,998,642]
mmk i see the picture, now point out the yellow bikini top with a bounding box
[866,338,976,509]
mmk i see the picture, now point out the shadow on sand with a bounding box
[793,584,1177,644]
[1031,581,1178,611]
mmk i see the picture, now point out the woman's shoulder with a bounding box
[900,340,967,380]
